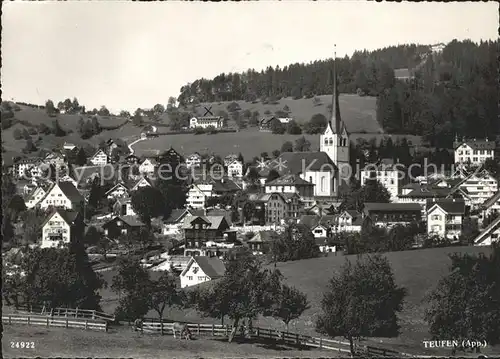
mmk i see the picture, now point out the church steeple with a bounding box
[330,45,342,134]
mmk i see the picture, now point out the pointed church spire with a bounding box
[330,45,342,134]
[331,45,337,133]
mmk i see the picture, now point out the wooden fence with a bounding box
[8,305,115,322]
[2,314,108,332]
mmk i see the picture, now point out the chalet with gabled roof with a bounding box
[41,209,85,248]
[180,256,226,288]
[39,181,84,211]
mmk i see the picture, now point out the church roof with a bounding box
[275,152,338,175]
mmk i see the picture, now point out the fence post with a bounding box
[225,324,228,336]
[296,333,299,345]
[141,323,143,334]
[47,317,49,327]
[85,320,88,330]
[66,318,69,328]
[197,323,200,336]
[75,307,79,318]
[105,321,108,333]
[212,323,215,336]
[92,311,96,320]
[319,337,322,349]
[57,308,60,316]
[256,327,260,338]
[9,315,12,325]
[160,321,164,336]
[28,316,31,325]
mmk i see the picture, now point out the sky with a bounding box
[2,1,498,113]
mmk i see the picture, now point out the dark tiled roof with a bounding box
[474,215,500,245]
[57,181,84,204]
[266,174,314,186]
[426,199,466,215]
[274,152,338,175]
[481,191,500,210]
[364,202,422,212]
[41,209,79,228]
[299,215,337,229]
[104,215,145,228]
[212,178,241,193]
[206,209,232,226]
[192,256,226,278]
[400,186,451,198]
[453,140,496,150]
[164,209,189,224]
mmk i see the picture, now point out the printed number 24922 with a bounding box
[11,342,35,349]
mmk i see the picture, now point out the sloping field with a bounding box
[97,246,496,356]
[190,95,381,133]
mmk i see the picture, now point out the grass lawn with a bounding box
[2,324,336,359]
[97,245,498,356]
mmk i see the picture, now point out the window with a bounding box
[432,215,441,220]
[187,276,193,280]
[473,150,478,155]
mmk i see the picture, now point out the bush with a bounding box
[193,127,205,135]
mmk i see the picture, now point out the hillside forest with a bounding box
[177,40,498,147]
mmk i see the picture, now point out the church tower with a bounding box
[320,47,350,176]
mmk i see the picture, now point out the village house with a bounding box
[426,198,466,240]
[129,176,153,192]
[223,154,239,167]
[226,159,243,178]
[63,142,76,151]
[104,182,130,200]
[211,178,241,197]
[363,202,422,227]
[102,215,145,240]
[58,174,78,188]
[185,153,202,168]
[394,68,414,82]
[39,181,85,211]
[138,158,157,176]
[180,256,226,288]
[248,192,302,225]
[479,191,500,225]
[299,214,337,238]
[186,182,213,208]
[474,216,500,246]
[14,157,43,179]
[182,215,236,257]
[73,164,116,189]
[162,208,205,235]
[40,209,85,249]
[89,149,109,166]
[265,174,315,207]
[44,152,66,171]
[259,116,293,131]
[247,230,277,255]
[336,210,364,233]
[457,169,498,207]
[24,185,50,209]
[113,197,136,217]
[453,137,495,165]
[189,116,224,129]
[360,160,404,202]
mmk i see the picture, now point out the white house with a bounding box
[336,210,363,233]
[453,138,495,165]
[63,142,76,151]
[180,256,226,288]
[25,186,48,209]
[186,183,213,208]
[14,157,43,179]
[44,152,66,171]
[227,160,243,178]
[41,209,82,249]
[360,161,403,202]
[474,216,500,246]
[224,154,239,167]
[185,153,202,168]
[426,199,466,240]
[105,182,130,200]
[89,149,109,166]
[130,177,152,192]
[138,158,157,175]
[39,181,84,210]
[189,116,224,129]
[458,170,498,207]
[299,215,336,239]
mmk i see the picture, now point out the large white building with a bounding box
[39,181,84,211]
[41,209,83,249]
[89,149,109,166]
[458,169,498,208]
[453,137,495,165]
[360,160,403,202]
[189,116,224,129]
[186,183,213,208]
[227,160,243,178]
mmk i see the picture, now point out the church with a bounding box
[271,51,350,201]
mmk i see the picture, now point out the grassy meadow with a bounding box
[97,246,497,356]
[2,324,334,359]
